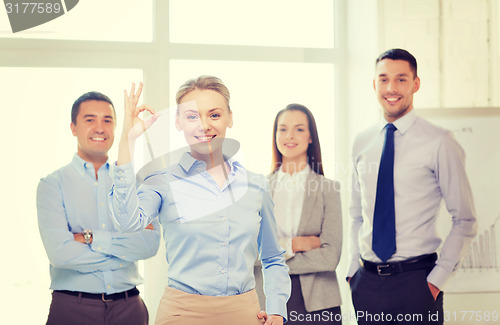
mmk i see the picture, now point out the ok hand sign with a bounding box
[122,82,159,141]
[118,82,160,165]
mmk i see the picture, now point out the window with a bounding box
[0,0,153,42]
[170,0,334,48]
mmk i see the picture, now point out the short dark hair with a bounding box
[71,91,115,124]
[271,103,324,175]
[376,48,418,78]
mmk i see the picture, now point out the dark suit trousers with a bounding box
[288,275,341,324]
[46,290,148,325]
[350,267,443,325]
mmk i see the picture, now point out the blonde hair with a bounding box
[176,75,231,111]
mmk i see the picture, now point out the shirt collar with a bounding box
[178,152,198,172]
[276,164,311,182]
[178,151,243,174]
[378,109,418,135]
[71,153,110,177]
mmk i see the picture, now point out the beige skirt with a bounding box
[155,286,265,325]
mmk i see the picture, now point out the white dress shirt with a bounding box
[273,165,310,259]
[348,109,477,289]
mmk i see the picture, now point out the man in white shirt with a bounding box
[347,48,477,325]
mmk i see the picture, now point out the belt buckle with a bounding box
[101,293,112,302]
[376,264,392,276]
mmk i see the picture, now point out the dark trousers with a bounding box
[350,267,443,325]
[46,290,149,325]
[287,275,342,324]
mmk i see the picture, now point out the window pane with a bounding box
[167,60,335,177]
[170,0,334,48]
[1,67,142,324]
[0,0,153,42]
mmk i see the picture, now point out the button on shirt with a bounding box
[273,165,310,259]
[37,154,161,294]
[110,152,291,318]
[348,110,477,289]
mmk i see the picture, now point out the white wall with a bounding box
[379,0,496,109]
[337,1,381,324]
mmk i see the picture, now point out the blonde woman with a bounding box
[110,76,290,325]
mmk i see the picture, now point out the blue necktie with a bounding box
[372,123,397,262]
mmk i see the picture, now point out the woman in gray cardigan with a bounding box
[255,104,342,324]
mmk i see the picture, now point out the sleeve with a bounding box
[90,217,161,262]
[286,179,342,275]
[347,152,363,279]
[279,237,295,260]
[37,177,128,274]
[427,131,477,289]
[109,162,162,232]
[257,177,291,321]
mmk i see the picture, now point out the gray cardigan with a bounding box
[254,170,342,312]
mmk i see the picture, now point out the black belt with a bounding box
[55,287,139,302]
[362,253,437,276]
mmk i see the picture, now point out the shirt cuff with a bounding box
[346,258,361,278]
[426,264,451,290]
[90,230,112,254]
[265,303,288,323]
[112,161,135,187]
[280,237,295,260]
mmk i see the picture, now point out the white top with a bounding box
[348,109,477,289]
[274,165,310,259]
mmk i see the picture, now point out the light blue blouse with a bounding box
[110,152,291,318]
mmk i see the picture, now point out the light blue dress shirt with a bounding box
[110,152,291,318]
[37,154,161,294]
[348,110,477,289]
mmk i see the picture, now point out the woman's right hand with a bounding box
[118,82,159,165]
[122,82,158,141]
[291,235,321,253]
